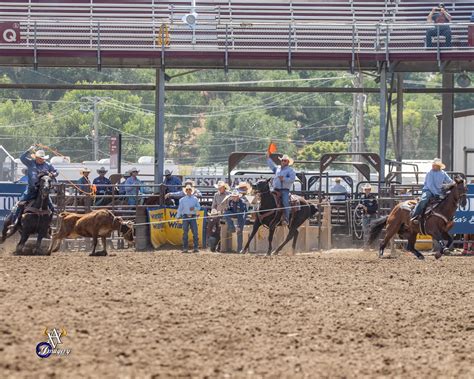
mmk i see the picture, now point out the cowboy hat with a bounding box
[214,180,230,190]
[236,182,251,193]
[129,167,140,173]
[230,190,241,197]
[184,179,195,186]
[31,150,49,160]
[208,208,219,217]
[432,158,446,170]
[164,169,172,176]
[362,183,372,190]
[80,167,91,174]
[97,166,108,174]
[278,154,294,165]
[334,177,342,182]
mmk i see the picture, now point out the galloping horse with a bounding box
[368,176,467,260]
[241,179,318,256]
[1,173,54,255]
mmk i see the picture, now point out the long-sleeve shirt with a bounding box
[93,176,112,195]
[20,150,58,191]
[330,184,348,201]
[219,197,247,214]
[77,176,92,194]
[423,169,453,196]
[267,158,296,190]
[124,176,144,196]
[164,176,182,193]
[176,195,200,218]
[212,190,230,210]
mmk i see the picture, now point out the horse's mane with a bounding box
[442,182,456,192]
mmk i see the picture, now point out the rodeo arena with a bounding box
[1,0,474,377]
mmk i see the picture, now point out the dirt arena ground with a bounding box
[0,247,473,378]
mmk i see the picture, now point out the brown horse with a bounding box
[241,179,318,256]
[368,176,467,260]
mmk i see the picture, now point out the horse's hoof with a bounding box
[434,251,443,260]
[90,250,107,257]
[416,254,425,260]
[239,250,247,255]
[271,250,279,256]
[378,250,384,258]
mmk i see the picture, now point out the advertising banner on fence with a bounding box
[452,184,474,234]
[147,206,206,248]
[0,183,25,228]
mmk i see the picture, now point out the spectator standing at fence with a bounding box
[164,169,182,193]
[359,183,378,249]
[330,178,348,202]
[118,170,131,196]
[426,3,452,48]
[176,184,200,253]
[220,190,248,252]
[93,167,112,206]
[206,208,221,252]
[212,180,230,210]
[77,167,93,195]
[124,168,145,206]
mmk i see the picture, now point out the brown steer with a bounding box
[48,209,134,256]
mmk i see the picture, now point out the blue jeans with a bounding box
[426,26,452,47]
[224,211,245,232]
[279,189,290,222]
[412,190,434,217]
[182,217,199,250]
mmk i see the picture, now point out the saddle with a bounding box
[271,191,301,214]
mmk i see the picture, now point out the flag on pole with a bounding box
[267,141,277,155]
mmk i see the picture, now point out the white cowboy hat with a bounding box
[31,150,49,160]
[214,180,230,190]
[279,154,294,165]
[363,183,372,190]
[97,166,108,174]
[230,190,241,197]
[164,169,172,176]
[432,158,446,170]
[236,182,251,193]
[129,167,140,173]
[80,167,91,174]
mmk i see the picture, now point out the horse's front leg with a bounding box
[266,227,276,256]
[240,220,260,254]
[272,229,295,256]
[433,231,448,260]
[407,232,424,260]
[15,232,29,255]
[442,231,454,251]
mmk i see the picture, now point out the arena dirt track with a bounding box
[0,248,473,378]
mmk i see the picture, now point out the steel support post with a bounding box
[154,68,165,185]
[379,65,388,183]
[441,73,454,170]
[396,72,404,181]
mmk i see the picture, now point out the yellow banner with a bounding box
[147,207,205,249]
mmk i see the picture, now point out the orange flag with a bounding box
[267,141,277,155]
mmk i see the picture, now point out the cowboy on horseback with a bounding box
[410,158,453,224]
[266,152,296,226]
[9,146,58,232]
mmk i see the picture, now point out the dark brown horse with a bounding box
[368,176,467,260]
[241,179,318,256]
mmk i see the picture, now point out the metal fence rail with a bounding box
[1,18,474,54]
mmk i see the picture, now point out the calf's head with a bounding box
[119,221,135,243]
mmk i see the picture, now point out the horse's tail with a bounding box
[367,216,388,245]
